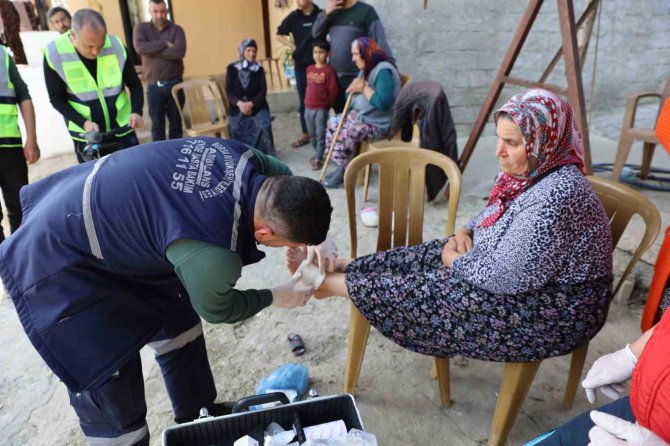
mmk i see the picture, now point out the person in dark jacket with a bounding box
[226,39,275,155]
[0,137,334,445]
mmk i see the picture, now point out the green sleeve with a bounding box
[252,148,293,176]
[166,239,273,324]
[369,69,395,111]
[8,58,30,103]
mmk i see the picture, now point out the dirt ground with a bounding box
[0,109,663,445]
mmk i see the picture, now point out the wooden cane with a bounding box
[319,93,354,182]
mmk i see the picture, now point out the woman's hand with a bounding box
[346,78,366,94]
[441,237,464,268]
[452,228,474,254]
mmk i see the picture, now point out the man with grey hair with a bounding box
[43,8,144,163]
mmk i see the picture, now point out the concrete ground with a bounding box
[1,103,670,445]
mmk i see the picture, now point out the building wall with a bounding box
[334,0,670,135]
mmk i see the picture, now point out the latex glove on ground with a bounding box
[271,273,315,308]
[582,345,637,403]
[588,411,668,446]
[307,236,338,274]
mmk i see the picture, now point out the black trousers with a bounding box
[0,147,27,243]
[147,78,183,142]
[295,68,307,135]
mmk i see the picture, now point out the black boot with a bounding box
[323,165,345,188]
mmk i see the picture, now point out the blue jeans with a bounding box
[525,397,635,445]
[295,68,307,135]
[147,78,183,142]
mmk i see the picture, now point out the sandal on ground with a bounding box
[291,137,310,148]
[287,333,306,356]
[310,157,323,170]
[360,207,379,228]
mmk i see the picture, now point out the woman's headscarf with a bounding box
[479,89,586,227]
[234,38,260,89]
[353,37,394,78]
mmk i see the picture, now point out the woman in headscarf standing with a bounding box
[225,39,276,155]
[290,89,613,362]
[322,37,401,188]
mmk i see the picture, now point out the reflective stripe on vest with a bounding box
[0,45,21,148]
[44,32,132,141]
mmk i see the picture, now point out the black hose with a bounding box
[592,163,670,192]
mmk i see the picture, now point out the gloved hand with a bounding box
[588,411,668,445]
[270,272,315,309]
[582,345,638,404]
[306,236,338,274]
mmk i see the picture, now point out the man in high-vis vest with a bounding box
[0,137,335,445]
[0,44,39,244]
[44,9,144,163]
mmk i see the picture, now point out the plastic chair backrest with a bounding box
[345,146,461,256]
[400,73,411,87]
[587,176,661,296]
[210,73,230,116]
[172,79,226,130]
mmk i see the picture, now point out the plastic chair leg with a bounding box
[488,361,541,446]
[363,165,371,201]
[563,343,589,409]
[612,134,635,181]
[434,357,452,407]
[640,142,657,180]
[344,305,372,395]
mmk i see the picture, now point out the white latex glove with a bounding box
[582,345,637,403]
[270,272,315,309]
[588,411,668,445]
[306,236,338,274]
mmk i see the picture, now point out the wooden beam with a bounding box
[261,0,272,59]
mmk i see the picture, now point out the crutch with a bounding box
[319,92,354,182]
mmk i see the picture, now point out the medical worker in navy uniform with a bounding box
[0,137,334,445]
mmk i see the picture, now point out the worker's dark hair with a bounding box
[259,176,332,245]
[47,6,71,21]
[312,39,330,52]
[72,9,106,33]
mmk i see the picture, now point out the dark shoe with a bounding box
[208,401,236,417]
[323,166,345,188]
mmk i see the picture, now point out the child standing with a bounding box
[304,40,338,170]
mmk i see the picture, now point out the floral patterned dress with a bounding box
[344,165,613,362]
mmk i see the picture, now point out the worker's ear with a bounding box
[254,224,275,244]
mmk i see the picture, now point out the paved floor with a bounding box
[1,109,669,445]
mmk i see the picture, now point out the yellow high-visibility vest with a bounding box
[0,45,21,148]
[45,31,132,142]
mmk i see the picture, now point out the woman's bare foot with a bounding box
[286,246,309,275]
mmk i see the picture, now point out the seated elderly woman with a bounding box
[289,89,612,364]
[225,39,276,155]
[322,37,401,188]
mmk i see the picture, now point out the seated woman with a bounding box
[290,89,613,364]
[225,39,276,155]
[322,37,401,188]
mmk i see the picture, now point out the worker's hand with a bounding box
[588,411,668,445]
[346,78,366,94]
[167,41,175,48]
[271,272,315,309]
[23,138,40,164]
[83,120,99,132]
[306,236,338,274]
[325,0,344,15]
[582,345,637,404]
[452,228,474,254]
[129,113,144,129]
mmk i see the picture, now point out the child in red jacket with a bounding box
[304,40,338,170]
